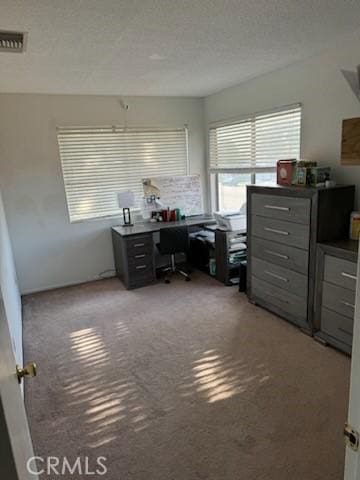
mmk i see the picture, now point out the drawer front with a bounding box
[128,272,155,289]
[128,261,155,288]
[252,257,308,298]
[324,255,357,291]
[322,281,355,319]
[128,250,154,266]
[251,237,308,275]
[126,234,153,251]
[252,215,310,250]
[251,193,311,224]
[251,276,307,321]
[321,307,353,346]
[128,261,154,276]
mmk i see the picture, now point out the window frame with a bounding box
[57,125,189,223]
[208,103,302,211]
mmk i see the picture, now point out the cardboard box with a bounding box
[276,160,297,186]
[295,167,311,186]
[310,167,331,186]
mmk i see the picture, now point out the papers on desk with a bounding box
[229,241,246,253]
[189,230,215,247]
[229,235,247,252]
[189,229,247,251]
[204,224,218,231]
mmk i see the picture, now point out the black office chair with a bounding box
[157,226,191,283]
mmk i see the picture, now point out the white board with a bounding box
[142,175,203,216]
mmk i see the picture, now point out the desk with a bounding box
[112,215,215,289]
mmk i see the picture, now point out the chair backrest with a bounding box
[159,226,189,254]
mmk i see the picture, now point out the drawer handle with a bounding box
[135,265,147,270]
[134,243,145,248]
[341,301,355,309]
[341,272,357,281]
[135,254,146,259]
[264,227,289,236]
[338,327,352,337]
[265,250,289,260]
[264,205,290,212]
[264,271,288,282]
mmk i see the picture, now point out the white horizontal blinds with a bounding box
[209,119,252,169]
[209,104,301,171]
[254,105,301,167]
[57,127,188,222]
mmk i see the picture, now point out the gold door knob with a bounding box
[16,362,37,383]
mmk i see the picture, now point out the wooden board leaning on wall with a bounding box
[342,117,360,165]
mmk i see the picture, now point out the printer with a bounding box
[213,211,247,232]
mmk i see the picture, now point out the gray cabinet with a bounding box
[247,184,355,332]
[112,231,156,289]
[314,240,358,354]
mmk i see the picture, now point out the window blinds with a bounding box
[57,126,188,222]
[209,104,301,172]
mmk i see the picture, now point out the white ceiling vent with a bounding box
[0,31,26,53]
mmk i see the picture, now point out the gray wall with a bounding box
[2,29,360,295]
[0,95,205,293]
[205,29,360,206]
[0,189,22,365]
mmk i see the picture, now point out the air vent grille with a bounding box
[0,31,26,53]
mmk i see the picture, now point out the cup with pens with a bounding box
[161,208,181,222]
[150,207,182,222]
[146,195,182,222]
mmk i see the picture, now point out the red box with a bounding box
[277,159,296,186]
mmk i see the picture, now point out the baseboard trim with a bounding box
[21,274,116,296]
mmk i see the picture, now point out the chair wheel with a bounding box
[185,277,191,282]
[165,279,171,284]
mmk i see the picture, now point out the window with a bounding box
[57,126,188,222]
[209,104,301,211]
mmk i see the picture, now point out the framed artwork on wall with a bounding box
[341,117,360,165]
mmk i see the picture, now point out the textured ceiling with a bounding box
[1,0,360,96]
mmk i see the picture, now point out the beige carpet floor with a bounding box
[23,272,350,480]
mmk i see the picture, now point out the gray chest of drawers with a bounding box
[112,231,156,289]
[247,184,355,332]
[314,240,358,354]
